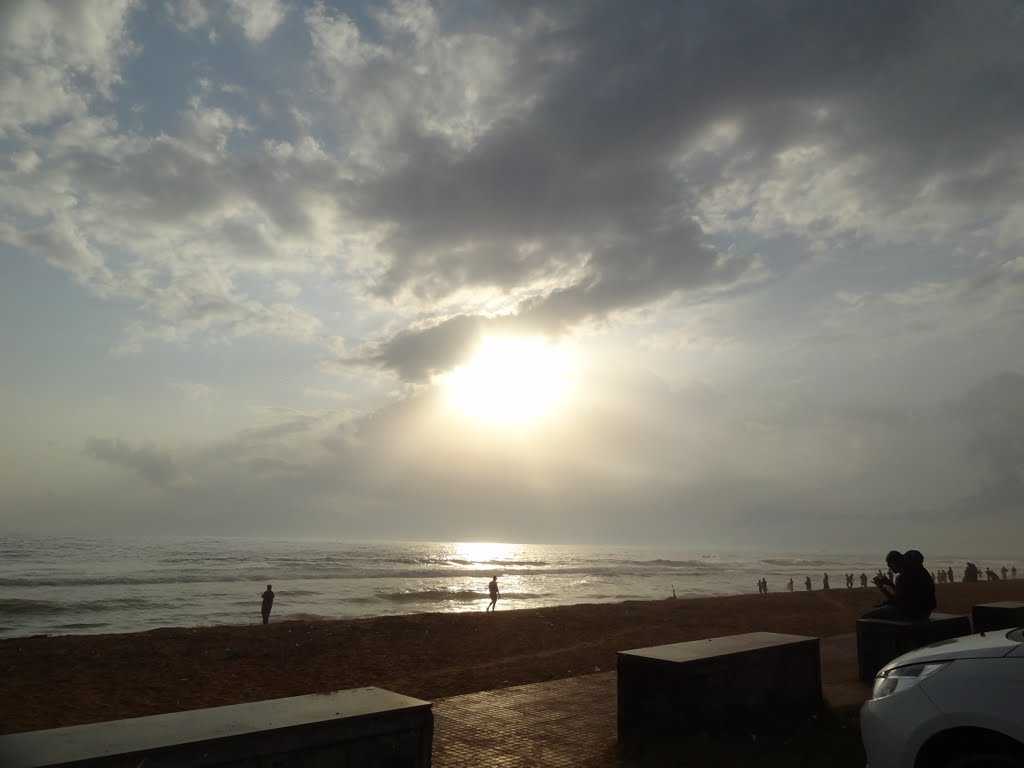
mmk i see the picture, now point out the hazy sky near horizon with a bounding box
[2,0,1024,552]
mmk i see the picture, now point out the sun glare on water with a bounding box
[441,335,576,426]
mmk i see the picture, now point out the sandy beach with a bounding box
[3,579,1023,735]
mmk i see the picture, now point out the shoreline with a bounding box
[3,579,1023,735]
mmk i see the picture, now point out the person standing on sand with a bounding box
[486,575,500,611]
[947,566,954,583]
[860,573,868,588]
[804,576,812,591]
[1002,566,1009,580]
[787,578,794,592]
[260,584,275,625]
[822,573,830,590]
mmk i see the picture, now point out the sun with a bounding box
[440,335,576,426]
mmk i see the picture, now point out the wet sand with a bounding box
[2,579,1022,734]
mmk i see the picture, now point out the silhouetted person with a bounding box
[860,573,868,588]
[986,568,1000,582]
[1014,567,1018,579]
[762,578,768,596]
[804,576,812,591]
[1002,566,1009,580]
[862,550,936,621]
[822,573,830,590]
[787,578,794,592]
[963,562,980,583]
[261,584,274,625]
[487,575,500,611]
[947,566,954,583]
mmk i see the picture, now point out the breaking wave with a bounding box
[0,564,711,588]
[377,589,553,603]
[0,597,154,616]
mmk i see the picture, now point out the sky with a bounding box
[2,0,1023,553]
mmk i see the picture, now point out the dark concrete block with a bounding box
[856,612,971,682]
[0,687,433,768]
[972,602,1024,633]
[617,632,822,745]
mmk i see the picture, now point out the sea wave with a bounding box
[0,597,154,616]
[0,565,709,588]
[761,558,834,567]
[621,558,719,568]
[376,557,551,567]
[377,589,553,603]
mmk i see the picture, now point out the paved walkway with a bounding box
[432,633,868,767]
[434,672,618,767]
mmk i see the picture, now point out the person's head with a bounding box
[267,584,272,590]
[885,550,905,572]
[904,550,924,568]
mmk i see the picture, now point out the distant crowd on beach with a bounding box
[756,562,1018,595]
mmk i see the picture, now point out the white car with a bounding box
[861,627,1024,768]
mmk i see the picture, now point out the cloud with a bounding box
[227,0,287,43]
[166,0,209,32]
[0,0,136,136]
[2,0,1023,391]
[339,1,1024,380]
[5,0,1022,372]
[85,438,183,489]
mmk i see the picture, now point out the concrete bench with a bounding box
[972,602,1024,633]
[856,612,971,681]
[617,631,821,745]
[0,687,433,768]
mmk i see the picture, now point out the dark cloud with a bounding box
[359,314,485,382]
[85,438,182,489]
[352,1,1024,380]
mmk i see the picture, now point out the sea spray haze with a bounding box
[2,537,1019,639]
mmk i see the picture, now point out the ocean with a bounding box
[0,537,1019,639]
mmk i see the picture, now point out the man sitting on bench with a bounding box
[862,550,936,621]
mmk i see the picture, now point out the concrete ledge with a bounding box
[617,631,822,745]
[856,613,971,682]
[972,602,1024,633]
[0,687,433,768]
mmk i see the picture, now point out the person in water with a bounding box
[486,575,500,612]
[260,584,275,625]
[862,550,936,621]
